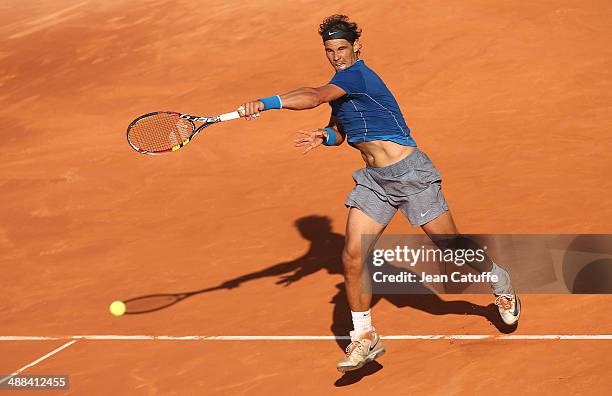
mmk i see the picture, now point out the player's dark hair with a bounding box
[318,14,362,43]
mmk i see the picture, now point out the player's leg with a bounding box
[337,207,389,373]
[342,207,386,312]
[395,149,520,325]
[420,210,521,325]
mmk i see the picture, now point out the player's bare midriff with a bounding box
[351,140,416,168]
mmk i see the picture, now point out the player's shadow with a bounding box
[123,214,517,387]
[124,215,515,339]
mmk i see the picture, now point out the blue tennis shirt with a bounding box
[328,60,416,146]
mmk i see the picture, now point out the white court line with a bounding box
[0,340,77,385]
[1,335,612,341]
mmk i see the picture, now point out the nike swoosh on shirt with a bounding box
[420,210,430,217]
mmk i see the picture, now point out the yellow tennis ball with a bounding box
[109,301,126,317]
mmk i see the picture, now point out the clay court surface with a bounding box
[1,0,612,394]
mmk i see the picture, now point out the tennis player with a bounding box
[238,15,521,373]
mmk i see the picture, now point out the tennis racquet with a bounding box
[126,109,242,155]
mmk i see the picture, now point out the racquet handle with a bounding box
[219,111,241,122]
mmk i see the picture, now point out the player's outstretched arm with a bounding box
[280,84,346,110]
[238,84,346,119]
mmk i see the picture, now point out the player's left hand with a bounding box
[294,129,326,154]
[276,273,301,286]
[238,101,264,120]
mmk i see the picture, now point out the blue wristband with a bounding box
[323,127,336,146]
[258,95,283,111]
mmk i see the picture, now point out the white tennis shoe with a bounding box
[495,293,521,325]
[336,329,386,373]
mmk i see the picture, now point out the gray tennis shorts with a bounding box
[345,148,448,226]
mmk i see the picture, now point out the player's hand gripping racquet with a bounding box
[126,109,242,155]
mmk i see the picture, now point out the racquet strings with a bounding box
[128,113,194,152]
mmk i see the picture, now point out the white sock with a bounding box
[490,262,512,295]
[351,310,372,334]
